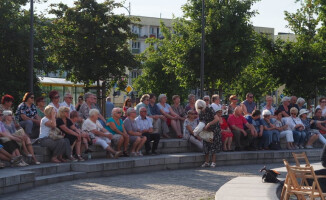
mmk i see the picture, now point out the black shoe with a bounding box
[144,151,151,156]
[152,151,159,155]
[234,147,241,151]
[122,151,129,157]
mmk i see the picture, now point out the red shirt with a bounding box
[227,114,248,130]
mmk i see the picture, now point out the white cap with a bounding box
[262,109,271,116]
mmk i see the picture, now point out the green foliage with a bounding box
[46,0,139,87]
[133,32,189,104]
[0,0,45,106]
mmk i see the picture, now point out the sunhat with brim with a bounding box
[298,109,309,117]
[262,109,271,116]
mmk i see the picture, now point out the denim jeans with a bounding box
[292,130,306,145]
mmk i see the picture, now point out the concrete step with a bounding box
[34,172,86,187]
[20,163,71,176]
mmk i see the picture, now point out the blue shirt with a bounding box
[105,101,114,119]
[148,103,161,115]
[245,115,262,132]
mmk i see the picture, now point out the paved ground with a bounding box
[1,162,294,200]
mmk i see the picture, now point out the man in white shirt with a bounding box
[60,93,76,113]
[135,107,160,155]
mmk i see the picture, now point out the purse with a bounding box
[49,127,64,140]
[193,122,214,143]
[198,130,214,143]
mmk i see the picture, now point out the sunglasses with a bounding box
[231,98,237,100]
[204,99,209,102]
[30,96,34,99]
[248,96,253,98]
[116,111,122,114]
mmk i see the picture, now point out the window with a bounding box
[132,41,140,49]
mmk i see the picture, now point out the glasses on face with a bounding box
[231,98,237,100]
[290,113,297,115]
[248,96,253,99]
[322,101,326,103]
[116,111,122,114]
[54,96,60,99]
[66,97,73,99]
[144,99,149,102]
[204,99,209,102]
[140,110,147,113]
[30,96,34,99]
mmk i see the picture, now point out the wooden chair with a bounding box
[281,159,326,200]
[292,152,311,167]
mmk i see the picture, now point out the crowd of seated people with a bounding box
[2,90,326,169]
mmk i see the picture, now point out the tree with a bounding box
[268,0,326,100]
[47,0,139,88]
[0,0,48,105]
[133,28,189,103]
[163,0,259,95]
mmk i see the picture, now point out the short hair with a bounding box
[251,110,261,117]
[140,94,150,102]
[89,109,100,117]
[281,96,291,103]
[78,95,83,100]
[195,99,206,114]
[265,96,272,101]
[290,107,298,114]
[188,94,195,100]
[315,108,322,114]
[35,97,45,105]
[1,94,14,104]
[203,95,210,100]
[158,94,167,102]
[274,109,282,116]
[172,95,180,101]
[149,93,156,99]
[64,92,72,98]
[44,105,55,117]
[84,92,94,101]
[212,94,219,102]
[139,107,147,112]
[246,93,253,97]
[296,97,305,105]
[127,107,136,116]
[106,96,111,101]
[49,90,59,100]
[112,107,122,115]
[70,111,79,119]
[229,95,237,101]
[319,97,326,103]
[57,106,70,118]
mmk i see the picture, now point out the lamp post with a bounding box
[28,0,34,93]
[200,0,205,98]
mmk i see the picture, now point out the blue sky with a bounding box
[31,0,301,34]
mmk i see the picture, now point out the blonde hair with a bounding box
[44,105,55,117]
[57,106,70,118]
[290,107,298,114]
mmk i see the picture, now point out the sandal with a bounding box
[0,162,5,168]
[77,155,85,162]
[114,151,123,159]
[51,158,61,163]
[210,162,216,168]
[201,162,210,168]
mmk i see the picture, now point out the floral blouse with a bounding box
[15,103,38,122]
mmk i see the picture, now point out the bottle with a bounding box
[87,153,92,160]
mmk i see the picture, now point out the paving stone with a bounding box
[3,185,18,194]
[19,172,34,184]
[103,161,119,171]
[5,175,20,186]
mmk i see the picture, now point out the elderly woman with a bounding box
[196,99,222,168]
[261,96,276,116]
[15,92,41,139]
[316,97,326,117]
[277,96,291,117]
[0,94,14,112]
[3,110,40,164]
[203,95,210,107]
[216,108,233,151]
[82,109,122,158]
[284,107,306,149]
[56,107,82,161]
[157,94,183,138]
[183,110,203,150]
[227,95,238,115]
[106,108,129,156]
[38,105,70,163]
[185,94,196,113]
[261,110,280,150]
[296,97,306,111]
[123,108,147,156]
[35,97,46,119]
[171,95,186,123]
[48,90,61,113]
[274,110,295,150]
[300,109,322,149]
[0,110,28,166]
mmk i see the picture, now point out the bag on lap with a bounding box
[49,127,64,140]
[193,122,214,143]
